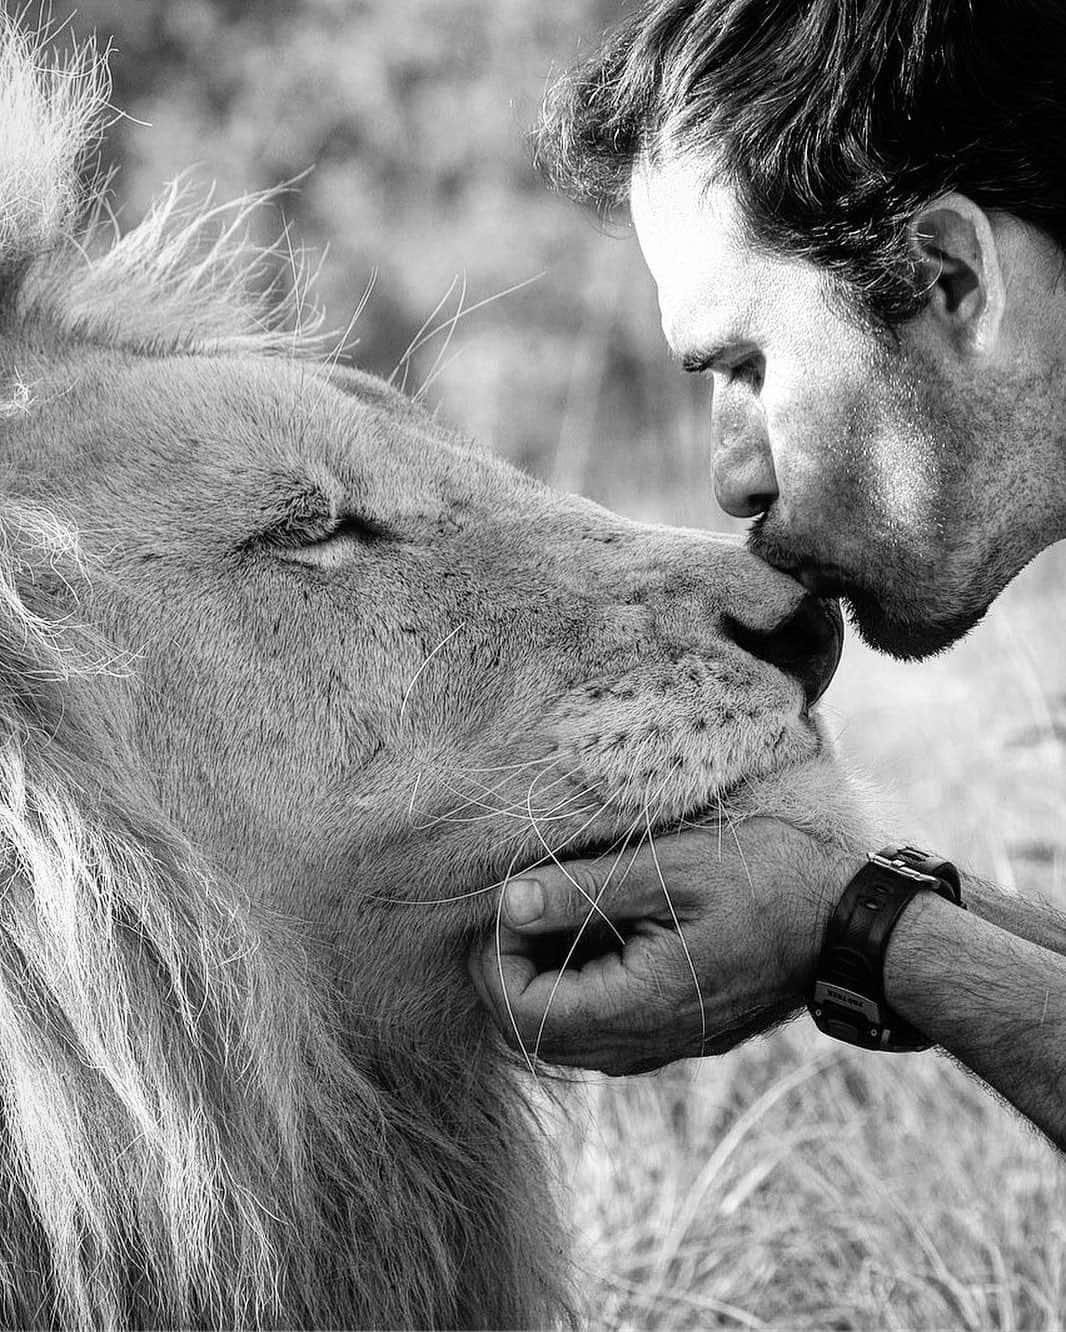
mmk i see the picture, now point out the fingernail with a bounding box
[504,878,543,926]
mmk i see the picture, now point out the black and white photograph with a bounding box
[0,2,1063,1328]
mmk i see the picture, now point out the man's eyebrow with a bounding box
[675,343,728,374]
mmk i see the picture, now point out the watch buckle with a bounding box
[867,851,940,886]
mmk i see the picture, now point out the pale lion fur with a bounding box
[0,15,867,1331]
[0,508,566,1331]
[0,20,565,1330]
[3,17,322,364]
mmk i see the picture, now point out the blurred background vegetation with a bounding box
[34,0,715,524]
[24,2,1066,1326]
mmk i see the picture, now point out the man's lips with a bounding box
[793,565,852,599]
[745,526,856,600]
[763,551,856,600]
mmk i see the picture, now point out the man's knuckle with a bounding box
[561,863,610,913]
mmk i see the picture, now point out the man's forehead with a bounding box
[630,156,827,354]
[630,158,762,344]
[630,157,742,274]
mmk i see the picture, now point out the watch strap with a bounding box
[808,844,964,1052]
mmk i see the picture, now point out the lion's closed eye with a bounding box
[313,513,393,546]
[266,509,394,567]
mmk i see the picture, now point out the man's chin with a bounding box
[842,590,990,661]
[746,525,993,660]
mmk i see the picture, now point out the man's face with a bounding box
[630,155,1057,659]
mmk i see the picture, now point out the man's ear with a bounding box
[909,193,1006,356]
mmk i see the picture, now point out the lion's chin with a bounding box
[715,751,879,853]
[531,720,842,867]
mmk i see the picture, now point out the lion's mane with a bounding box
[0,20,566,1331]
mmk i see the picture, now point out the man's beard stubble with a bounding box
[747,516,992,662]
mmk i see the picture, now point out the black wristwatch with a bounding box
[808,844,965,1052]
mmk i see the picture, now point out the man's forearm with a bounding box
[884,888,1066,1151]
[960,872,1066,956]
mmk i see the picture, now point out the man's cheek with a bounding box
[768,397,866,516]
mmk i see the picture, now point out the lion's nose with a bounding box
[724,595,844,708]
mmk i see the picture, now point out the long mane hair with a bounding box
[0,19,566,1330]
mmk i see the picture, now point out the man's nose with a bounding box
[710,405,778,518]
[724,595,844,708]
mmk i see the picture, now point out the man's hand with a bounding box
[470,819,1066,1150]
[469,818,857,1075]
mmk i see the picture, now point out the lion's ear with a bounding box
[0,17,108,314]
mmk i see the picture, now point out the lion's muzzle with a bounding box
[723,594,843,709]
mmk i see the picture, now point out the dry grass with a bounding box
[559,541,1066,1330]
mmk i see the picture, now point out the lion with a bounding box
[0,17,863,1331]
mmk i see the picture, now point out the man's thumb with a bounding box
[500,854,665,934]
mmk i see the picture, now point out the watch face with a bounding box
[809,997,883,1050]
[815,1012,874,1044]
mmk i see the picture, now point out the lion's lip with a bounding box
[726,594,842,710]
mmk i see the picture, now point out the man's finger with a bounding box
[501,838,705,935]
[471,924,627,1038]
[469,923,709,1072]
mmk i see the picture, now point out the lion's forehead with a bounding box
[18,346,782,621]
[20,348,542,531]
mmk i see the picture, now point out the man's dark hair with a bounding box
[536,0,1066,326]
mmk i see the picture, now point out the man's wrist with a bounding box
[881,887,963,1026]
[807,846,964,1050]
[780,837,865,995]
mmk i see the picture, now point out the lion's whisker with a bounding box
[431,771,586,822]
[521,770,628,948]
[407,769,424,823]
[643,799,708,1056]
[366,872,521,908]
[725,807,757,896]
[439,762,572,804]
[440,754,561,776]
[596,821,649,887]
[398,622,467,723]
[406,766,591,829]
[407,801,600,831]
[329,268,378,367]
[495,848,539,1078]
[364,816,641,912]
[405,758,600,835]
[529,918,593,1068]
[281,223,312,365]
[531,810,647,1064]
